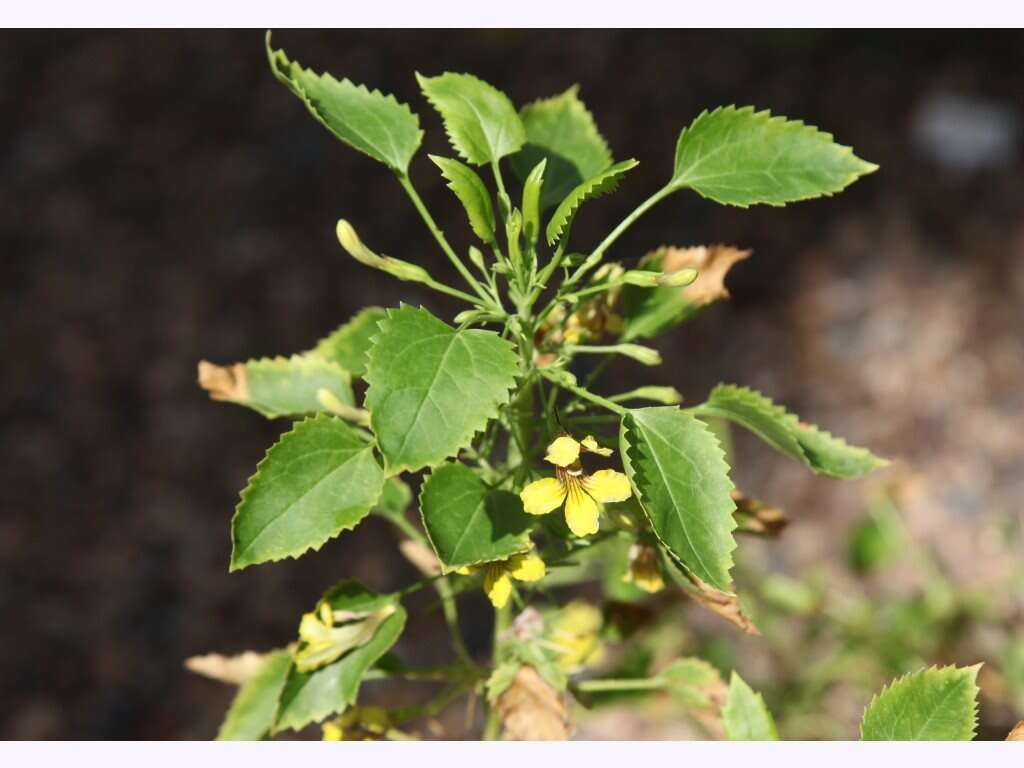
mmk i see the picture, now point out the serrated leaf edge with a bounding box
[546,158,639,246]
[622,409,738,592]
[363,303,520,475]
[704,383,889,477]
[672,105,878,209]
[518,84,613,170]
[417,463,532,573]
[859,663,982,741]
[267,32,423,174]
[229,413,381,571]
[416,71,526,166]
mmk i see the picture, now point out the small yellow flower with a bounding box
[520,434,631,537]
[551,600,605,671]
[622,542,665,593]
[456,552,546,609]
[321,706,390,741]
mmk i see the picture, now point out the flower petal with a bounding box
[520,477,567,516]
[583,469,632,503]
[580,435,613,456]
[545,435,581,467]
[508,553,546,583]
[564,485,600,537]
[484,565,513,609]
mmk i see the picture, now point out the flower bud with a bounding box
[336,220,432,283]
[657,267,699,287]
[624,542,665,593]
[621,270,662,287]
[614,343,662,367]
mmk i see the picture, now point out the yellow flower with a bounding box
[551,600,605,671]
[456,552,546,609]
[622,542,665,593]
[321,706,390,741]
[520,434,631,537]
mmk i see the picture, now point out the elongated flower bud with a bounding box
[336,220,431,283]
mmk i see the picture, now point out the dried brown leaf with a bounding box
[684,575,760,635]
[1008,721,1024,741]
[732,490,788,537]
[653,244,751,307]
[197,360,247,402]
[184,650,271,685]
[495,665,572,741]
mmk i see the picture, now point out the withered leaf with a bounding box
[185,650,272,685]
[197,360,248,403]
[684,575,760,635]
[732,490,788,537]
[657,244,751,308]
[1008,721,1024,741]
[495,665,572,741]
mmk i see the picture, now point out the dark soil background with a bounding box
[2,30,1023,739]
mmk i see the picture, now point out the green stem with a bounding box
[576,676,667,693]
[541,370,628,416]
[563,184,674,289]
[398,173,497,308]
[483,601,512,740]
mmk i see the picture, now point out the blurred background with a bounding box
[2,29,1023,739]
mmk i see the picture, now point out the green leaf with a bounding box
[364,305,519,474]
[670,105,877,207]
[429,155,495,243]
[546,159,638,246]
[230,415,384,571]
[274,583,407,733]
[696,384,887,478]
[266,33,421,174]
[199,356,355,420]
[860,665,981,741]
[661,658,726,710]
[520,159,546,247]
[419,462,532,570]
[215,650,293,741]
[416,72,525,165]
[620,407,737,591]
[510,86,613,210]
[722,671,779,740]
[310,307,387,378]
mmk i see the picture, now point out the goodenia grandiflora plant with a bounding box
[189,32,947,741]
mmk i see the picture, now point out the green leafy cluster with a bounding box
[190,32,915,741]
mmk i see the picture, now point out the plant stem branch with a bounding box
[398,173,497,308]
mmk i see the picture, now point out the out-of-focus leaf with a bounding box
[722,671,779,740]
[216,650,293,741]
[621,245,751,341]
[495,665,571,741]
[310,307,387,378]
[860,665,981,741]
[198,356,354,420]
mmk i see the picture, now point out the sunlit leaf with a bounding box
[546,159,638,246]
[266,33,422,173]
[670,105,877,207]
[230,415,384,570]
[722,672,779,740]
